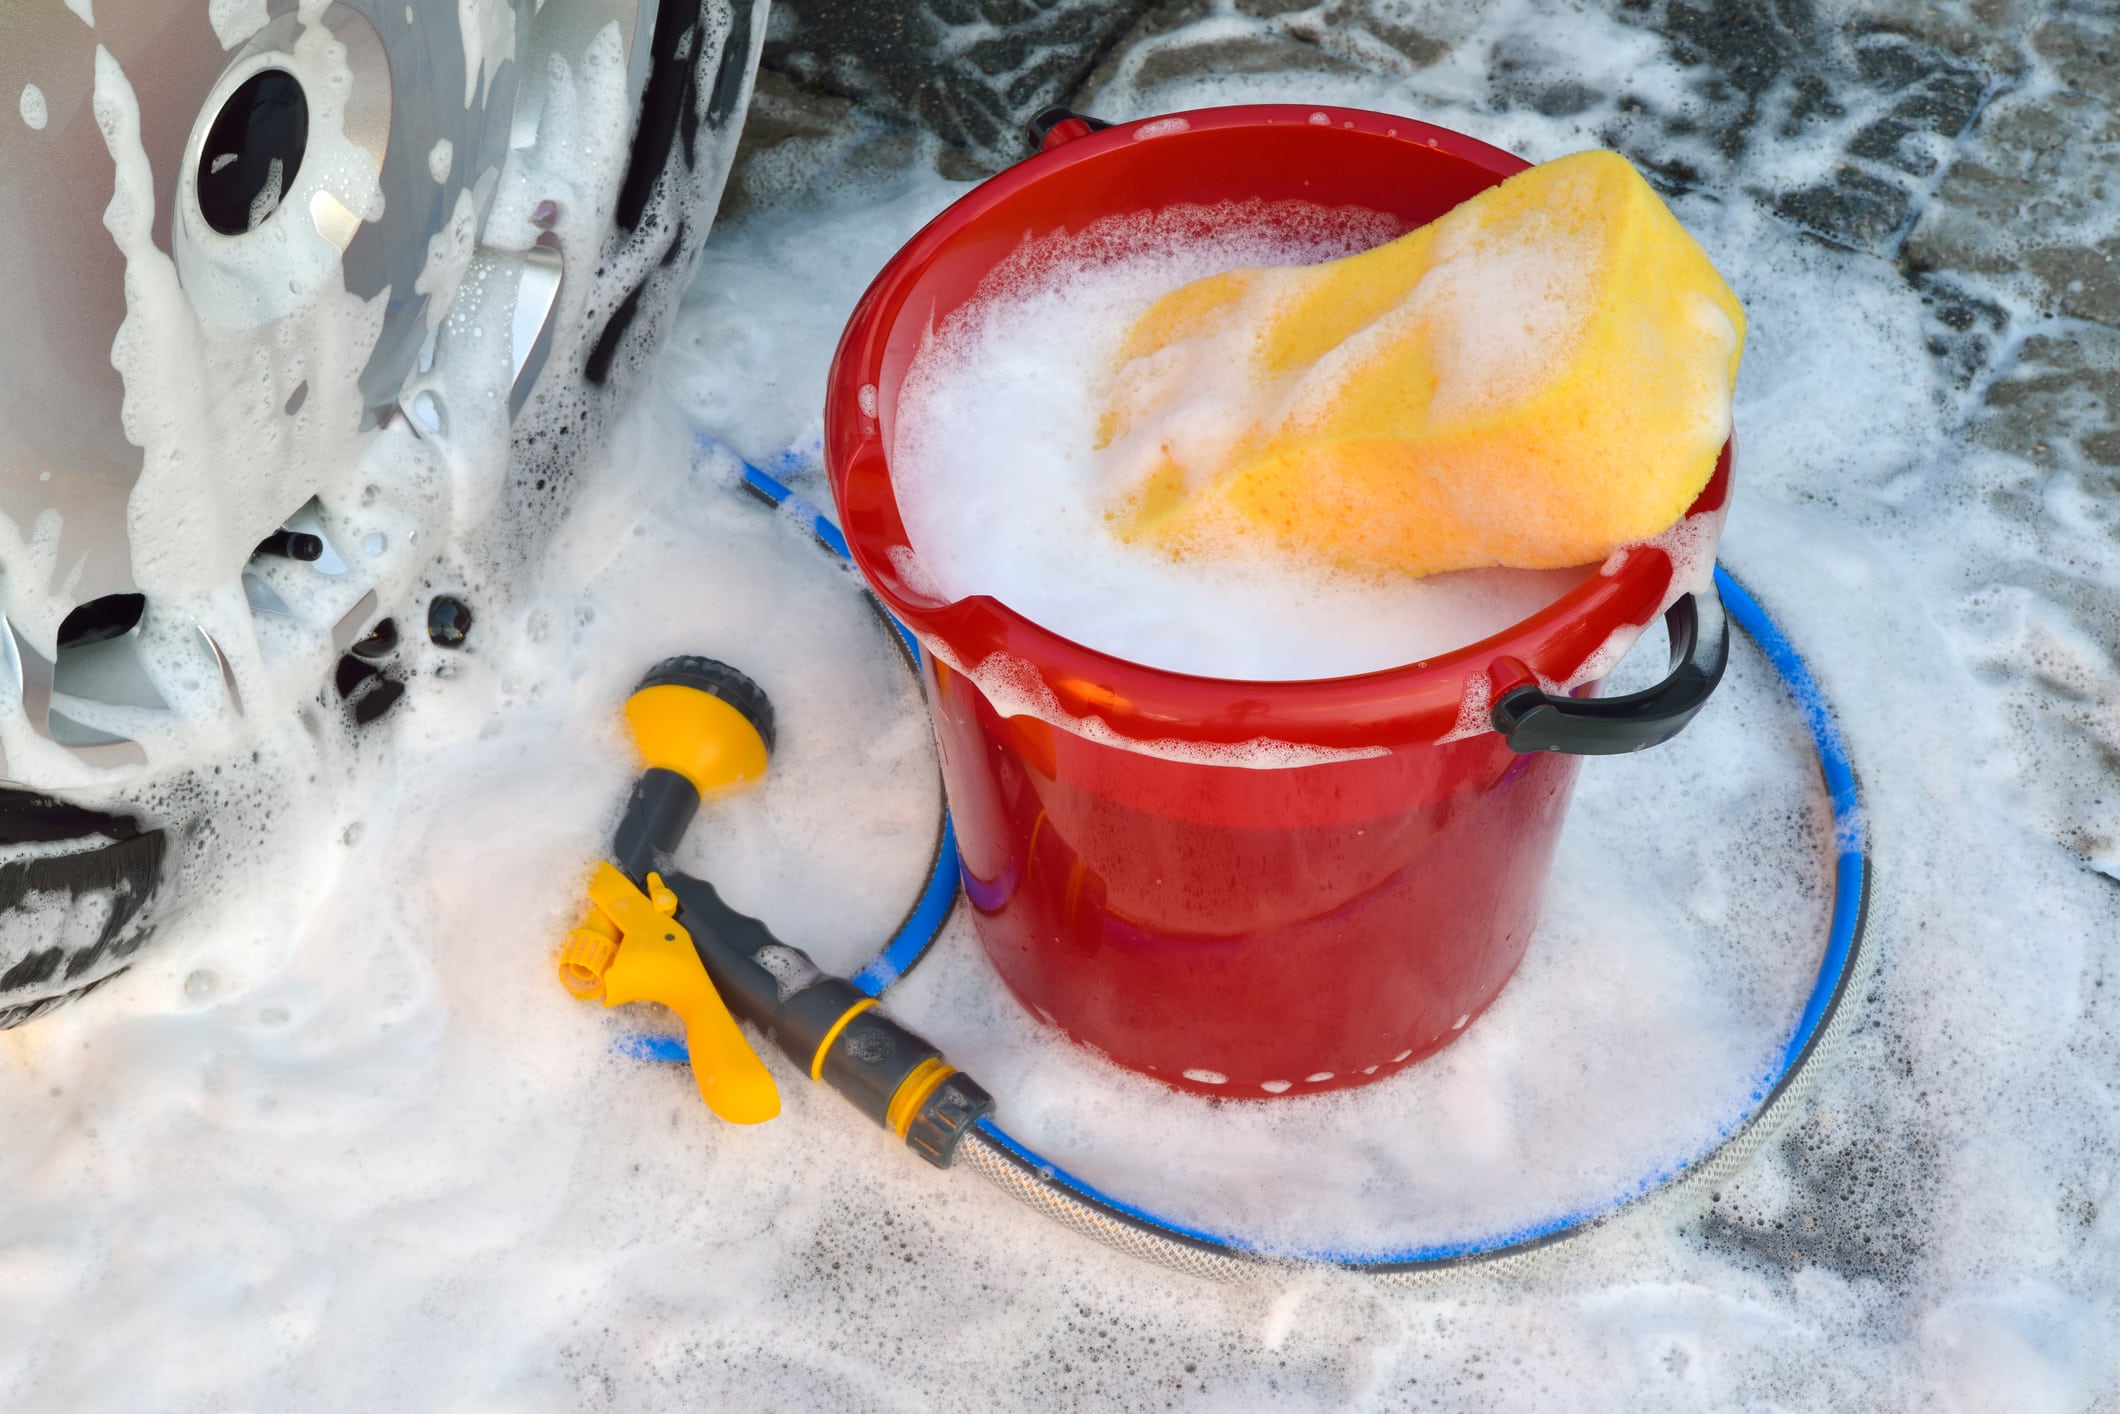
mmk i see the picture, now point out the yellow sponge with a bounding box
[1098,150,1746,577]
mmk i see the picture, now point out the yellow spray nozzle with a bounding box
[623,658,775,799]
[564,861,781,1126]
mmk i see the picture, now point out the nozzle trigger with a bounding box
[564,861,781,1125]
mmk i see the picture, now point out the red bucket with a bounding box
[825,105,1730,1098]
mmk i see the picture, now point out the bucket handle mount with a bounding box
[1490,583,1729,756]
[1026,106,1111,155]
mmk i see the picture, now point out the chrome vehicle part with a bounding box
[0,0,767,1023]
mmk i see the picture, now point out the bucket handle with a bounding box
[1490,582,1729,755]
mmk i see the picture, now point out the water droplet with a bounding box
[183,969,218,1001]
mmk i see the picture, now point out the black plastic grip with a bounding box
[611,768,700,882]
[1490,585,1729,756]
[817,1007,945,1128]
[660,866,986,1159]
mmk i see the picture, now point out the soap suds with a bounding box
[207,0,268,49]
[459,0,517,109]
[1411,199,1599,423]
[18,84,47,131]
[86,31,390,676]
[413,187,481,329]
[0,0,2115,1407]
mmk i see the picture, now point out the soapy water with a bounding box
[4,8,2120,1413]
[892,200,1602,680]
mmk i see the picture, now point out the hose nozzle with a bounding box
[561,862,781,1126]
[560,652,991,1164]
[623,656,774,797]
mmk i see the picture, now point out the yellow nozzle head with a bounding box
[623,657,774,798]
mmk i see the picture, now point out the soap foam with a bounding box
[922,635,1389,770]
[892,201,1596,681]
[1414,196,1599,424]
[3,0,2119,1405]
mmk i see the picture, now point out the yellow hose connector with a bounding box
[886,1057,959,1139]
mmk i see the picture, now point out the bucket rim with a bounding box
[823,103,1731,753]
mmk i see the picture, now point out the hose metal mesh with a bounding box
[957,1130,1274,1284]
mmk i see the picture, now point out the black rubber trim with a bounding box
[704,0,753,127]
[0,789,142,845]
[679,46,702,172]
[583,279,645,386]
[616,0,703,231]
[0,969,128,1031]
[0,828,167,1024]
